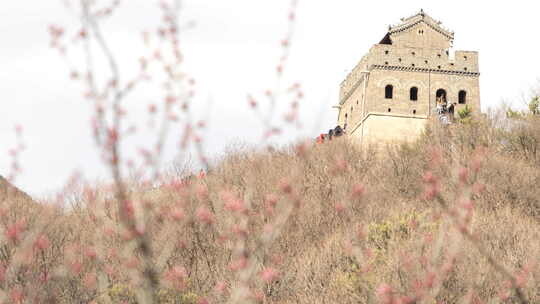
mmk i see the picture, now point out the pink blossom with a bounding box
[48,25,64,38]
[458,167,469,184]
[461,199,474,210]
[126,257,140,269]
[279,179,292,194]
[34,235,50,251]
[288,12,295,21]
[334,159,348,172]
[221,191,246,213]
[70,70,79,79]
[107,128,118,145]
[253,291,265,302]
[10,288,24,303]
[196,184,208,199]
[247,95,257,108]
[423,271,436,288]
[342,239,353,255]
[214,281,227,293]
[263,223,274,234]
[229,258,248,272]
[515,268,530,288]
[78,29,87,39]
[6,220,26,243]
[0,266,5,283]
[171,208,185,221]
[335,202,346,213]
[195,206,214,224]
[423,184,439,200]
[83,272,97,289]
[471,157,482,173]
[472,182,485,194]
[197,298,209,304]
[364,248,373,259]
[69,261,83,275]
[232,224,248,238]
[376,283,394,304]
[167,266,186,280]
[224,199,246,213]
[261,267,279,283]
[265,193,279,207]
[85,247,98,260]
[165,266,187,290]
[122,200,135,218]
[351,183,365,198]
[422,171,437,184]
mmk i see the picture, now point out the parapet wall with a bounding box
[369,44,479,73]
[339,44,479,105]
[339,55,369,103]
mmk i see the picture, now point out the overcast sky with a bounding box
[1,0,539,197]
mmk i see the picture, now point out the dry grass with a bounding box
[1,115,540,303]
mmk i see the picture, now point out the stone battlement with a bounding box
[340,45,479,105]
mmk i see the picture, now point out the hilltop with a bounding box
[0,115,539,303]
[0,175,35,204]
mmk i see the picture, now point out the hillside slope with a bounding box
[1,117,539,303]
[0,175,35,204]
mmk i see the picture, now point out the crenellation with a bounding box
[366,45,478,74]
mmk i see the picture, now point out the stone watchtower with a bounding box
[336,10,480,144]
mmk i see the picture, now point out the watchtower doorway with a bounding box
[436,89,447,103]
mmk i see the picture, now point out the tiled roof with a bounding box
[389,9,454,40]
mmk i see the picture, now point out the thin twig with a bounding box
[435,195,528,304]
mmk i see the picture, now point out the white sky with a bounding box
[1,1,539,197]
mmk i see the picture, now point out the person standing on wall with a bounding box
[447,102,456,122]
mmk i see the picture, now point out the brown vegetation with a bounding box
[1,114,540,303]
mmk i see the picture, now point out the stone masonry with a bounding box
[336,10,480,144]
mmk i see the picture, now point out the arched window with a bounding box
[410,87,418,101]
[385,85,393,99]
[436,89,447,102]
[458,90,467,104]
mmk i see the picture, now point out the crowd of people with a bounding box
[316,125,345,143]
